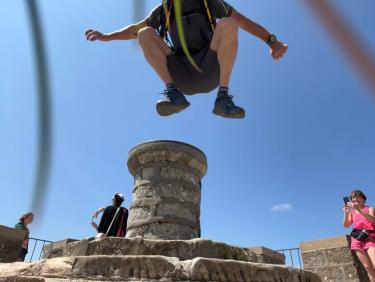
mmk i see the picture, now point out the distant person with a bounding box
[85,0,288,118]
[343,190,375,282]
[15,212,34,261]
[91,193,128,237]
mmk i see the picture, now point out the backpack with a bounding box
[158,0,216,48]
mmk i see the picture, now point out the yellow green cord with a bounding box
[174,0,202,73]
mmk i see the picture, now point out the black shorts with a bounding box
[167,46,220,95]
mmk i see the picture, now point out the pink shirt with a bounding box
[351,206,375,231]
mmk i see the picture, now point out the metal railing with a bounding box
[26,237,54,262]
[276,248,303,268]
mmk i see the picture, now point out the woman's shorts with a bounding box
[167,46,220,95]
[351,232,375,250]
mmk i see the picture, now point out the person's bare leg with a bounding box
[137,27,173,86]
[356,250,375,282]
[367,248,375,279]
[210,17,238,87]
[138,27,189,116]
[210,18,244,118]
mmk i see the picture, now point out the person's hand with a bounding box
[85,29,108,41]
[270,41,288,60]
[91,221,98,230]
[342,204,351,213]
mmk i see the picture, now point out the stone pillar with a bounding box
[126,140,207,240]
[300,235,369,282]
[0,225,26,263]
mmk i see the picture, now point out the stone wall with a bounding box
[247,246,285,265]
[300,235,369,282]
[0,225,26,263]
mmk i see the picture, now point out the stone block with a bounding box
[247,246,285,265]
[43,237,257,262]
[43,239,78,259]
[0,225,26,263]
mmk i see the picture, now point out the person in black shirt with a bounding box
[92,193,128,237]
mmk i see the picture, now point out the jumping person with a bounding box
[85,0,288,118]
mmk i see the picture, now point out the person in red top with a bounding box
[343,190,375,282]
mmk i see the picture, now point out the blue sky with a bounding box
[1,0,375,255]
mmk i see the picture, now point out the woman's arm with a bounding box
[85,19,148,42]
[343,205,353,227]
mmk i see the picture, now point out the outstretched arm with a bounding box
[85,19,148,42]
[231,10,288,60]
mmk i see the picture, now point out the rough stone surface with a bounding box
[0,255,321,282]
[126,140,207,240]
[0,225,26,263]
[301,235,369,282]
[43,237,258,263]
[248,246,285,265]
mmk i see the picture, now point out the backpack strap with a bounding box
[105,207,121,236]
[202,0,215,32]
[158,0,215,46]
[159,0,173,38]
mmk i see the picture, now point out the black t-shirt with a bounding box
[98,205,128,237]
[146,0,233,51]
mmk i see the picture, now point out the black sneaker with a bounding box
[156,89,190,116]
[212,93,245,118]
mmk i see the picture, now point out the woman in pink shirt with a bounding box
[343,190,375,282]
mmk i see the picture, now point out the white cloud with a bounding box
[270,203,293,212]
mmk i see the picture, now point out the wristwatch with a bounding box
[267,34,277,46]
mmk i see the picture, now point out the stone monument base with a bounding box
[0,255,320,282]
[0,237,321,282]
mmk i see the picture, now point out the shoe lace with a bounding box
[160,88,178,97]
[160,89,169,96]
[222,94,236,107]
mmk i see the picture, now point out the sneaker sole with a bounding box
[212,109,245,119]
[156,101,190,116]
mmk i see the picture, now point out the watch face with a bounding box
[269,35,277,44]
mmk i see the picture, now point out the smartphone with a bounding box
[343,196,350,205]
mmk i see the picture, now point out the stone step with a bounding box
[43,237,259,262]
[0,255,321,282]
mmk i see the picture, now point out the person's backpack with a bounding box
[158,0,216,47]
